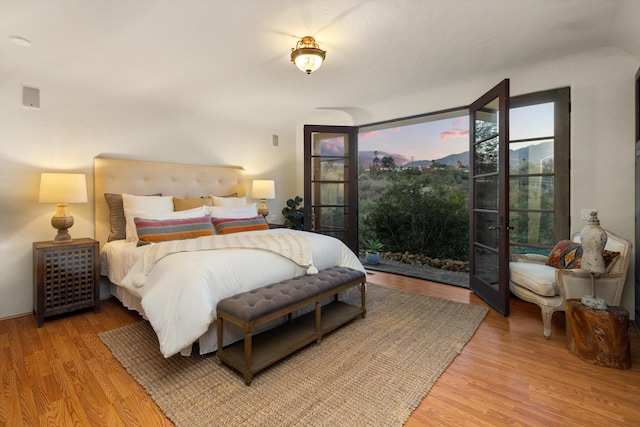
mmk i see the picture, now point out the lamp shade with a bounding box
[252,180,275,199]
[39,173,88,204]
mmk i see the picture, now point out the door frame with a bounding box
[303,125,359,254]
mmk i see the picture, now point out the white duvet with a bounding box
[102,229,364,358]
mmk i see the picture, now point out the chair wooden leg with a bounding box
[541,307,554,339]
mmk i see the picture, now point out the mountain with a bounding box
[398,140,553,169]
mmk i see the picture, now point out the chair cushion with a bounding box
[509,262,557,297]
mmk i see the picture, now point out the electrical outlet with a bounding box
[581,208,597,220]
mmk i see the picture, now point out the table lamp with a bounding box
[251,180,275,217]
[39,173,88,243]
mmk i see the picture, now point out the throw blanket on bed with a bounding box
[133,232,318,287]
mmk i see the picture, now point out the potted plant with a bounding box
[364,238,384,265]
[282,196,304,230]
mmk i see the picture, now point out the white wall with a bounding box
[297,46,638,318]
[0,80,296,319]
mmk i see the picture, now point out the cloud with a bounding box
[440,130,469,142]
[358,130,380,141]
[452,117,467,127]
[441,117,469,142]
[321,137,345,155]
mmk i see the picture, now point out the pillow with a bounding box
[125,206,206,241]
[173,196,213,211]
[122,194,175,241]
[122,193,173,213]
[546,240,620,271]
[135,216,213,244]
[212,216,269,235]
[105,193,161,241]
[546,240,583,269]
[602,249,621,272]
[204,203,258,219]
[211,195,247,207]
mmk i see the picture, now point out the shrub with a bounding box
[366,181,468,260]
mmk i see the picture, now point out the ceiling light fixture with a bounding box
[290,36,326,74]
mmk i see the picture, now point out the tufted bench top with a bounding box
[217,266,365,323]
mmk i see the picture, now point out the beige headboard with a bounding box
[94,157,246,247]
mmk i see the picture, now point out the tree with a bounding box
[381,155,396,170]
[365,179,469,260]
[371,150,380,170]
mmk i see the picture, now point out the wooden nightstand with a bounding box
[33,238,100,327]
[268,223,287,229]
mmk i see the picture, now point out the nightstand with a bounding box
[268,223,287,229]
[33,238,100,327]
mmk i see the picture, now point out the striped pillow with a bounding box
[212,216,269,235]
[135,216,214,243]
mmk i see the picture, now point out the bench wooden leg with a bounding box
[360,283,367,318]
[215,317,223,364]
[315,300,322,344]
[243,330,253,385]
[244,373,253,386]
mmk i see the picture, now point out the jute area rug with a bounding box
[99,284,487,427]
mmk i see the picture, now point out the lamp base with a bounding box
[51,215,74,243]
[257,199,269,218]
[581,295,608,310]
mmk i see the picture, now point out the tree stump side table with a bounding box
[565,298,631,369]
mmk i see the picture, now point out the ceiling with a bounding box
[1,0,639,130]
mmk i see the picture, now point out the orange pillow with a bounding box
[546,240,620,271]
[212,216,269,234]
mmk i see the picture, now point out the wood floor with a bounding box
[1,271,639,426]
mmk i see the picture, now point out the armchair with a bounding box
[509,229,631,339]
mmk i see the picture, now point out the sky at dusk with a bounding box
[355,102,553,167]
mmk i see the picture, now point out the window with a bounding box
[509,88,570,256]
[357,88,570,270]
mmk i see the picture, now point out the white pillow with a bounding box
[122,194,174,213]
[210,195,247,207]
[204,203,258,219]
[125,206,206,242]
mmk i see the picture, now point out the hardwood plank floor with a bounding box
[1,271,639,426]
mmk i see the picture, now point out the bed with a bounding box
[94,157,365,358]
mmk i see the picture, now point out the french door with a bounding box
[469,80,511,315]
[303,125,359,254]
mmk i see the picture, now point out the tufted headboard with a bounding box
[94,157,247,247]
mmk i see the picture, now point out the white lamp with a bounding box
[579,211,608,309]
[252,180,275,217]
[39,173,88,243]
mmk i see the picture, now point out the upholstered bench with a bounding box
[216,266,366,385]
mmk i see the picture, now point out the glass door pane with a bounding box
[508,89,570,259]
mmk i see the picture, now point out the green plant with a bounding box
[366,180,468,260]
[364,238,384,253]
[282,196,304,230]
